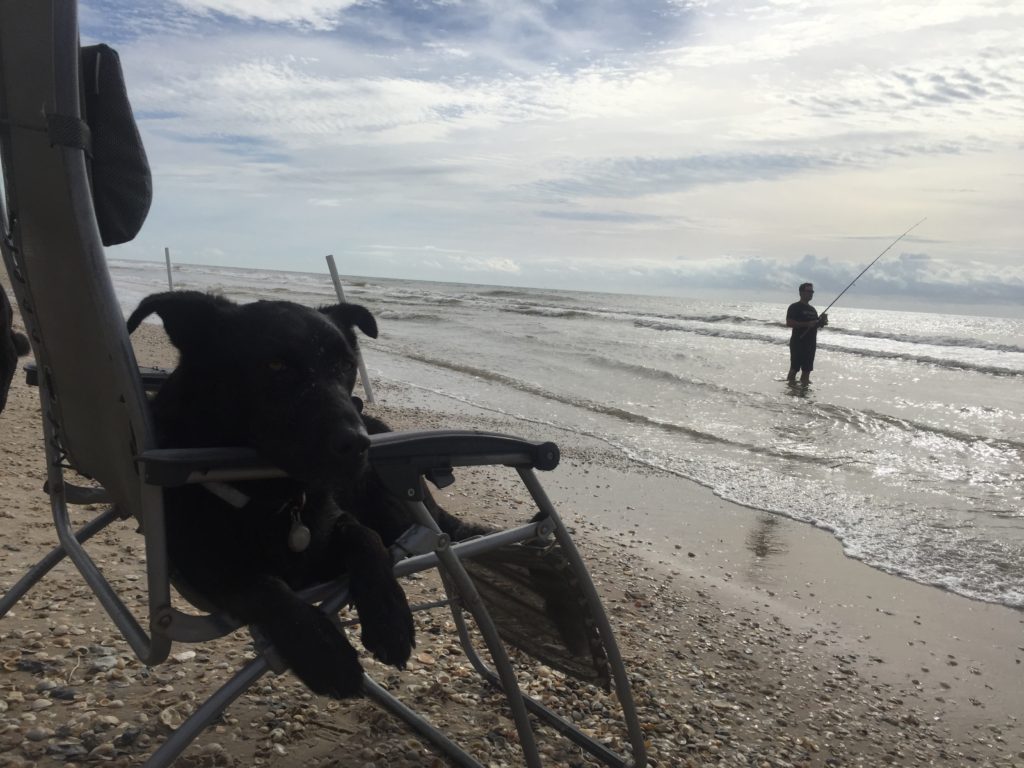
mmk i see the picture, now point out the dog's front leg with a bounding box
[216,574,365,699]
[328,520,415,669]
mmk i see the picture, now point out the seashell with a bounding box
[159,706,184,730]
[25,727,55,742]
[89,655,118,673]
[88,742,117,760]
[95,714,120,728]
[53,741,89,759]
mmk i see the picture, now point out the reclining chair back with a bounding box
[0,0,155,518]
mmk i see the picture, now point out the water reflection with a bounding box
[744,513,788,584]
[784,381,812,399]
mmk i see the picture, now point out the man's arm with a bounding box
[786,316,819,329]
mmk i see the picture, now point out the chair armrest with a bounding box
[369,429,558,469]
[368,430,559,500]
[25,361,170,391]
[136,447,286,487]
[138,367,171,391]
[137,430,559,493]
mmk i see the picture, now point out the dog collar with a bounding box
[202,483,310,553]
[202,481,249,508]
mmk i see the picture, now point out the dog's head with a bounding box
[128,291,378,484]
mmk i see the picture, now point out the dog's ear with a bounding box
[127,291,235,354]
[319,303,378,340]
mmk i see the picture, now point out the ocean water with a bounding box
[109,259,1024,609]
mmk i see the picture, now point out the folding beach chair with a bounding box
[0,2,646,766]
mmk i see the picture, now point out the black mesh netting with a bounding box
[456,541,611,690]
[80,44,151,246]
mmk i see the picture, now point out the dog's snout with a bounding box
[333,430,370,459]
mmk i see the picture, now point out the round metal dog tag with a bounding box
[288,522,311,553]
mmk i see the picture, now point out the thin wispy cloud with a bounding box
[78,0,1024,312]
[171,1,361,31]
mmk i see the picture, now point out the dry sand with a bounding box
[0,316,1022,767]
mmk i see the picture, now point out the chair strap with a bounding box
[46,112,92,154]
[0,114,91,153]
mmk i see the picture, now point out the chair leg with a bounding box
[362,675,485,768]
[448,606,633,768]
[142,655,272,768]
[436,468,647,767]
[517,467,648,768]
[404,500,546,767]
[0,505,121,617]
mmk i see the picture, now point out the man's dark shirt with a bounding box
[787,301,819,345]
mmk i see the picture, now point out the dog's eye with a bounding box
[267,359,287,372]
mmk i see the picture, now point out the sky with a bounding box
[79,0,1023,312]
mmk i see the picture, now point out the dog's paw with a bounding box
[357,581,416,669]
[272,607,365,699]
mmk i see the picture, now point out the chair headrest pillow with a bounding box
[79,44,152,246]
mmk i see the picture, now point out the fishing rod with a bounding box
[820,217,926,316]
[800,217,926,338]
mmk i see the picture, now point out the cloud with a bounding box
[535,209,666,223]
[171,0,362,30]
[446,255,522,274]
[532,152,839,200]
[575,250,1024,306]
[77,0,1023,313]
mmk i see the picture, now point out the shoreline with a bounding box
[0,320,1020,766]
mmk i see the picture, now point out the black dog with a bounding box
[128,290,606,698]
[127,291,426,698]
[1,284,31,415]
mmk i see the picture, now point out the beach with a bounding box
[0,314,1022,767]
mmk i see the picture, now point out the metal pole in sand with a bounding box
[325,254,375,404]
[164,247,174,290]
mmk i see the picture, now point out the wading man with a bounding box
[786,282,827,384]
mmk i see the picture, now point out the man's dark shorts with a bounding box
[789,341,816,373]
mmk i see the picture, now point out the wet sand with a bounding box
[0,318,1021,767]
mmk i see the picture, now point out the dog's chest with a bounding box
[166,483,334,580]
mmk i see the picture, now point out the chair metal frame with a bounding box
[0,2,647,765]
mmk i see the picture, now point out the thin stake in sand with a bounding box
[326,253,375,404]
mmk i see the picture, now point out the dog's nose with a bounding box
[333,431,370,459]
